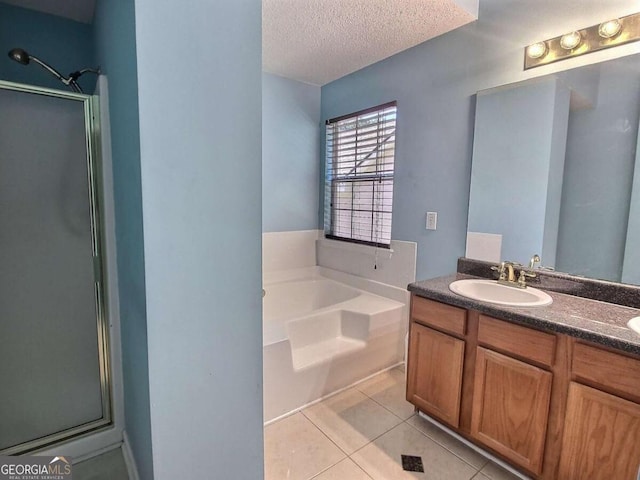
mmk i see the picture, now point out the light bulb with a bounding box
[526,42,548,59]
[560,31,582,50]
[598,19,622,39]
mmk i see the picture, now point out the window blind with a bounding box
[324,101,397,247]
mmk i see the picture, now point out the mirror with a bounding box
[467,53,640,285]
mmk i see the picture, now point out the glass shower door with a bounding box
[0,82,110,454]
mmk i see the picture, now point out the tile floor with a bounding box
[264,366,523,480]
[72,365,524,480]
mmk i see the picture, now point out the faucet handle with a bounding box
[518,269,536,287]
[491,262,507,281]
[529,254,541,269]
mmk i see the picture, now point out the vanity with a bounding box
[406,261,640,480]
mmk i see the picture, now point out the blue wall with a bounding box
[0,2,95,92]
[321,30,479,280]
[468,79,569,266]
[557,55,640,281]
[623,121,640,284]
[134,0,263,478]
[320,2,640,281]
[263,73,321,232]
[93,1,153,479]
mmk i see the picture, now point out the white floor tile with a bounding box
[406,415,488,469]
[351,422,478,480]
[264,412,345,480]
[303,388,403,455]
[312,458,372,480]
[357,367,415,420]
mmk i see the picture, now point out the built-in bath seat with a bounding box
[287,295,404,371]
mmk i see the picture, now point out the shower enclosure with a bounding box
[0,80,111,454]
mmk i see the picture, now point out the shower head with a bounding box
[7,47,100,94]
[8,47,67,85]
[8,48,30,65]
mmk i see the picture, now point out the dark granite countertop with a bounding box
[408,273,640,356]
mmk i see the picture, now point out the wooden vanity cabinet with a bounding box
[558,342,640,480]
[559,382,640,480]
[406,294,640,480]
[470,316,555,475]
[471,348,552,474]
[407,322,465,427]
[406,297,467,427]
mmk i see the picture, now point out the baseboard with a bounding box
[122,431,141,480]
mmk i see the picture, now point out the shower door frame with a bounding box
[0,80,113,455]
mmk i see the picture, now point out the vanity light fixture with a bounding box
[524,11,640,69]
[559,31,581,50]
[526,42,548,59]
[598,19,622,39]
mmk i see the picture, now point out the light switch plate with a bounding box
[426,212,437,230]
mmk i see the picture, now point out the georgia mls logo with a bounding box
[49,457,71,474]
[0,455,72,479]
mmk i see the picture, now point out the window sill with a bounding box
[317,236,395,258]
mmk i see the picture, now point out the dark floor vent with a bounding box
[401,454,425,473]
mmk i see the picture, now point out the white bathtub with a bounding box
[263,266,408,423]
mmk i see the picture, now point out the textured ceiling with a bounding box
[263,0,478,85]
[7,0,477,83]
[2,0,95,23]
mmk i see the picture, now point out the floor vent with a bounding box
[401,454,425,473]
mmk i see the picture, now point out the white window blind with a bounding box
[324,101,397,247]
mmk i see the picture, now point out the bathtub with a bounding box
[263,266,408,423]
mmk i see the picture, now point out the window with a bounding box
[324,101,397,247]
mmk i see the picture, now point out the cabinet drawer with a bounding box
[572,342,640,403]
[411,296,467,336]
[478,315,556,367]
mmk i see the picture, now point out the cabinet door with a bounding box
[559,382,640,480]
[406,323,465,427]
[471,347,552,475]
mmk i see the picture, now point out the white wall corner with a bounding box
[122,431,141,480]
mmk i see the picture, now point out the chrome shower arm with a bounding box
[29,55,83,92]
[28,55,66,83]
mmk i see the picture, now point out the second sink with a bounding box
[449,279,553,307]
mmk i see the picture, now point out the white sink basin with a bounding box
[628,317,640,336]
[449,279,553,307]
